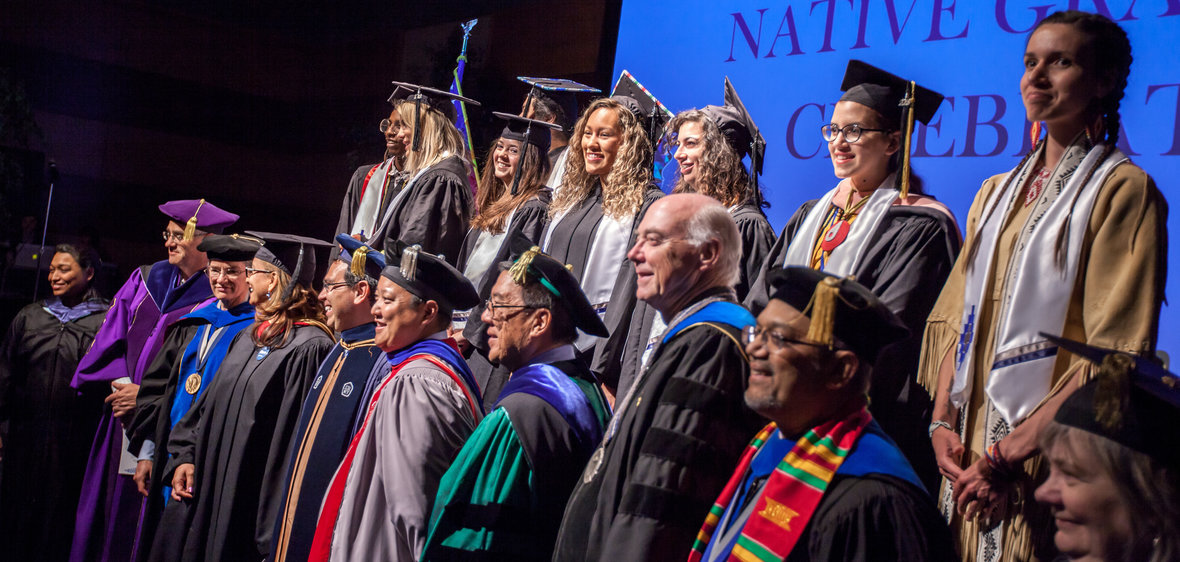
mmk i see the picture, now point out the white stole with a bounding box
[452,209,517,329]
[952,143,1125,424]
[780,174,899,275]
[351,157,398,237]
[543,205,635,352]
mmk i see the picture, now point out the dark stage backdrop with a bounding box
[612,0,1179,359]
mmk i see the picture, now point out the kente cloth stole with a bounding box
[689,407,872,562]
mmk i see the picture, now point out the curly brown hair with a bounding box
[665,110,750,208]
[551,98,652,220]
[471,136,551,233]
[249,262,326,349]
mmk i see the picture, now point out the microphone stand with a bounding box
[32,160,58,301]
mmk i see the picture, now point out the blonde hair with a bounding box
[250,262,326,349]
[551,98,652,220]
[397,102,468,176]
[471,136,551,233]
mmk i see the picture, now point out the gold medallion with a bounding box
[185,373,202,395]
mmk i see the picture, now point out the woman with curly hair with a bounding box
[593,81,777,399]
[367,82,478,264]
[148,233,335,562]
[541,97,662,394]
[920,11,1167,562]
[455,112,559,405]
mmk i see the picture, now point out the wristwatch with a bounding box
[928,420,953,438]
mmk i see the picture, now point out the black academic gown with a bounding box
[0,298,108,562]
[456,192,551,407]
[369,155,474,265]
[334,163,380,239]
[745,202,961,493]
[782,473,955,561]
[126,318,199,561]
[545,184,663,389]
[270,323,386,562]
[553,290,765,562]
[592,201,776,398]
[149,324,334,562]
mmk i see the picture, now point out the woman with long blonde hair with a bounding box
[149,233,334,562]
[455,112,558,405]
[367,82,478,265]
[541,97,662,394]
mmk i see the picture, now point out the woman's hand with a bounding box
[171,463,196,501]
[953,458,1007,528]
[932,425,966,482]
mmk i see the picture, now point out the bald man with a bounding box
[555,194,764,561]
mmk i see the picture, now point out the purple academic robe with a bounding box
[69,261,214,562]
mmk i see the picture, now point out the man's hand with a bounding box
[134,460,153,497]
[171,463,196,501]
[105,381,140,419]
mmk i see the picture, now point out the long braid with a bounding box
[1035,11,1133,269]
[963,142,1041,271]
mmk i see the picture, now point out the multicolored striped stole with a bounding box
[688,406,872,562]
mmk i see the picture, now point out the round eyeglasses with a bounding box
[820,123,892,144]
[379,119,405,134]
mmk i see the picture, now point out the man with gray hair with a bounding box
[554,193,764,561]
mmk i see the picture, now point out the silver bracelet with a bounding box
[928,420,953,439]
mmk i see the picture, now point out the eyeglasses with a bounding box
[244,267,274,278]
[323,280,352,292]
[379,119,405,134]
[485,299,537,321]
[820,123,892,143]
[742,325,830,353]
[206,266,244,280]
[162,231,186,243]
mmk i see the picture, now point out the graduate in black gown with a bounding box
[334,100,410,244]
[127,234,259,561]
[366,82,480,265]
[594,78,776,398]
[0,245,108,562]
[541,87,664,396]
[150,232,335,562]
[745,61,961,493]
[455,112,559,407]
[269,235,390,562]
[691,267,953,562]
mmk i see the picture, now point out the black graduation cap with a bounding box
[504,232,609,338]
[766,266,909,363]
[839,60,945,198]
[610,70,675,146]
[388,80,482,152]
[380,240,479,311]
[334,234,386,281]
[245,231,333,289]
[1042,333,1180,468]
[493,111,564,195]
[197,233,262,263]
[698,77,767,206]
[517,76,601,136]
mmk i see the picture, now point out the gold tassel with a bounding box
[1094,353,1133,431]
[898,81,916,200]
[183,199,207,241]
[509,246,541,285]
[400,244,420,281]
[804,277,841,349]
[350,246,369,278]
